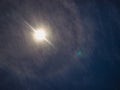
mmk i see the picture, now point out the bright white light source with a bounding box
[24,21,55,48]
[34,29,46,41]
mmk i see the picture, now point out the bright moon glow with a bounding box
[24,21,55,48]
[34,29,46,41]
[33,28,55,48]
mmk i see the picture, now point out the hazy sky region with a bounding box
[0,0,120,90]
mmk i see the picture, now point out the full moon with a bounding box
[24,21,54,47]
[33,29,46,41]
[33,28,55,48]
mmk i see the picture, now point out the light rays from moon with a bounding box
[24,21,55,48]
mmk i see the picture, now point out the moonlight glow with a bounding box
[24,21,55,48]
[34,29,46,41]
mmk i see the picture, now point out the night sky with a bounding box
[0,0,120,90]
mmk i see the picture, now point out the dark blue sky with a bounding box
[0,0,120,90]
